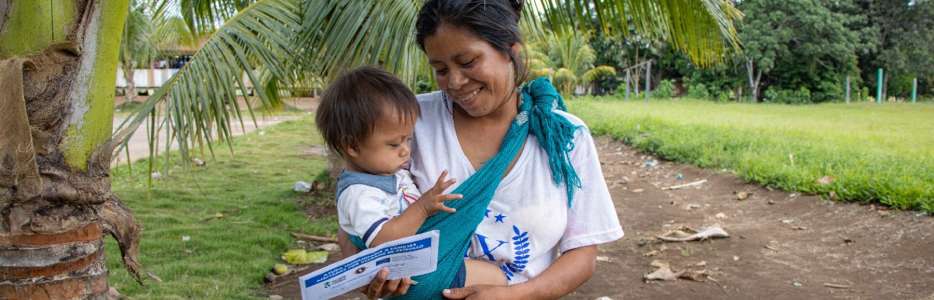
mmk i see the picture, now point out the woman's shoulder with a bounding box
[415,91,448,125]
[553,109,588,129]
[416,91,444,105]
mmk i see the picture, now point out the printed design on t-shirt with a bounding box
[399,185,418,205]
[500,225,530,281]
[475,210,531,281]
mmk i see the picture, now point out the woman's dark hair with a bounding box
[315,66,419,157]
[416,0,529,86]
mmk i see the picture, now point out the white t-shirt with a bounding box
[336,169,421,248]
[410,91,624,284]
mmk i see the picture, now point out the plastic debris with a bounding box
[644,159,658,168]
[662,179,707,190]
[273,263,289,275]
[317,243,341,252]
[282,249,328,264]
[293,181,312,193]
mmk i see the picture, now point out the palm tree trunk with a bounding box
[122,63,136,104]
[0,1,142,298]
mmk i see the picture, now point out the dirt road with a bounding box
[571,136,934,300]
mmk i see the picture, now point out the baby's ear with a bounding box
[344,146,360,158]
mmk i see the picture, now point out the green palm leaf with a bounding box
[539,0,742,65]
[113,0,302,170]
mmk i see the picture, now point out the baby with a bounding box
[314,66,505,288]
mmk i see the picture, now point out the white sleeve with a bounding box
[337,185,395,247]
[559,126,624,253]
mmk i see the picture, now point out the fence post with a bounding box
[845,76,851,104]
[912,77,918,103]
[625,69,631,100]
[876,68,884,104]
[645,60,651,101]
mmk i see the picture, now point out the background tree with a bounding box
[119,0,196,104]
[857,0,933,98]
[736,0,863,102]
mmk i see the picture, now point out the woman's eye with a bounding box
[389,143,400,148]
[461,58,476,67]
[435,68,448,76]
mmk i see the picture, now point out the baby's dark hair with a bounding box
[315,66,419,157]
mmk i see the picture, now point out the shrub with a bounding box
[653,79,675,98]
[687,83,710,99]
[764,86,812,104]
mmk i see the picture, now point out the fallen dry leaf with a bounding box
[817,176,834,185]
[679,269,709,282]
[644,260,684,281]
[657,226,730,242]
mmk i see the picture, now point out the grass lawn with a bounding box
[106,117,336,299]
[568,97,934,212]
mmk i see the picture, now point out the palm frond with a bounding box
[178,0,257,35]
[113,0,302,166]
[538,0,742,66]
[296,1,425,85]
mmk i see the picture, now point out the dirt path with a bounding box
[267,136,934,300]
[571,136,934,300]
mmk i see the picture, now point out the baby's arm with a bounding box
[369,171,461,246]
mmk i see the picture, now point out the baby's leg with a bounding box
[464,259,507,286]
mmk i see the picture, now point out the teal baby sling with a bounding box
[367,78,582,299]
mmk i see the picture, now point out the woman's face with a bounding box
[424,23,518,118]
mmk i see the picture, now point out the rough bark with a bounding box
[0,0,141,298]
[121,63,135,104]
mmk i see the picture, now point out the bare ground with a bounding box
[265,133,934,300]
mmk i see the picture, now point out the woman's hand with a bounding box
[338,229,414,299]
[365,268,414,299]
[442,285,515,299]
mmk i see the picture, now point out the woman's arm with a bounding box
[443,245,598,299]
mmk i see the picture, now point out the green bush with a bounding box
[764,86,812,104]
[687,83,710,99]
[653,79,675,98]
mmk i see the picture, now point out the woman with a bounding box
[343,0,623,298]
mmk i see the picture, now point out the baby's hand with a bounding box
[413,170,462,216]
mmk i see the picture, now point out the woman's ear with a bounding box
[510,43,523,60]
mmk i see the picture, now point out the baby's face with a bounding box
[345,110,415,176]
